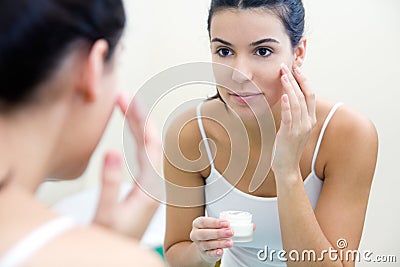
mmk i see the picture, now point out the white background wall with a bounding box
[37,0,400,265]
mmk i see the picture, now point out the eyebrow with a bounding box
[211,38,234,47]
[211,37,280,47]
[250,38,280,46]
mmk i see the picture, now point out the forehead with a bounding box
[210,8,290,45]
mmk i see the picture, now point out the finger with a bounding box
[281,64,302,127]
[137,119,159,162]
[294,67,316,125]
[94,151,123,226]
[197,239,233,252]
[204,248,224,261]
[140,122,162,174]
[289,67,308,125]
[118,95,146,146]
[117,93,144,145]
[191,228,234,242]
[280,94,291,132]
[132,121,161,189]
[117,92,129,115]
[122,178,142,200]
[119,95,161,189]
[193,217,230,229]
[126,99,146,131]
[122,174,158,205]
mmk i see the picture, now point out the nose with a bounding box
[231,57,253,84]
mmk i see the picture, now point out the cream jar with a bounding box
[219,211,254,243]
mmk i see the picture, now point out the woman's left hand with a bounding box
[93,94,161,239]
[271,64,316,178]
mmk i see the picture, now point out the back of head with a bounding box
[0,0,126,113]
[207,0,305,48]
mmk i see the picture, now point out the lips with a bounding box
[228,92,264,104]
[228,92,263,97]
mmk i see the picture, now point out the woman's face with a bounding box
[210,8,302,117]
[55,42,122,179]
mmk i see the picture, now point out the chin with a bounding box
[70,161,90,179]
[72,154,93,178]
[223,95,272,118]
[51,157,91,180]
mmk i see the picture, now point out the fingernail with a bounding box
[105,152,122,168]
[225,240,233,247]
[280,65,286,74]
[282,94,289,104]
[281,63,289,73]
[220,220,229,228]
[282,74,289,83]
[225,229,233,236]
[217,249,223,256]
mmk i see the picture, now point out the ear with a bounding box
[77,39,109,103]
[293,37,307,69]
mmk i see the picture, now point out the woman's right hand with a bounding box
[190,216,234,263]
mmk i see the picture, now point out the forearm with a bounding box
[276,170,343,267]
[165,241,216,267]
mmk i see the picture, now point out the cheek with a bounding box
[253,64,284,106]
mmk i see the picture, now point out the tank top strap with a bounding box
[196,102,215,169]
[0,216,76,267]
[311,102,344,173]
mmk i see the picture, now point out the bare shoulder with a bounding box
[26,224,164,267]
[164,100,220,163]
[313,101,378,251]
[164,101,200,152]
[317,99,378,182]
[325,101,378,147]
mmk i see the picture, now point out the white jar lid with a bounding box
[219,211,252,224]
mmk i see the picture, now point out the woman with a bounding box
[164,0,378,266]
[0,0,163,266]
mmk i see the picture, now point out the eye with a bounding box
[217,48,233,57]
[255,47,272,57]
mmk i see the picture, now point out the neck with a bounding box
[228,101,282,144]
[0,103,68,193]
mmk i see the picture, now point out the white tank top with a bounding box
[0,216,76,267]
[196,102,343,267]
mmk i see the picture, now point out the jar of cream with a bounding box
[219,211,254,243]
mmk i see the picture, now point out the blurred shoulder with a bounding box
[27,224,164,267]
